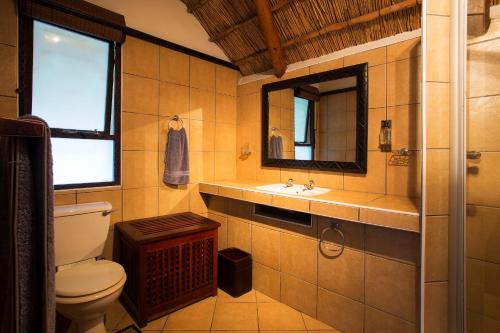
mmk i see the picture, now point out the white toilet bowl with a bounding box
[54,203,127,333]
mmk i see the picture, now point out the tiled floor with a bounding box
[104,289,340,333]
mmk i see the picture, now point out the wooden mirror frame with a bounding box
[261,63,368,173]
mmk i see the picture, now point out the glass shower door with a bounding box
[465,2,500,331]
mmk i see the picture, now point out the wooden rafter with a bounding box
[236,0,422,66]
[209,0,296,43]
[254,0,287,77]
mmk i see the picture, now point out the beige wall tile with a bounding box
[468,37,500,97]
[77,190,123,223]
[468,95,500,151]
[0,44,16,97]
[467,258,500,321]
[365,225,420,265]
[214,152,236,180]
[427,82,450,149]
[158,185,190,215]
[426,149,449,215]
[122,150,158,189]
[365,254,418,322]
[467,310,500,332]
[318,247,364,302]
[0,96,17,118]
[280,168,310,186]
[344,47,386,67]
[0,0,16,46]
[159,82,189,118]
[426,216,449,281]
[237,93,260,124]
[208,212,227,250]
[309,58,343,74]
[386,152,421,198]
[219,187,243,200]
[466,205,500,264]
[122,112,158,151]
[122,74,159,115]
[190,88,216,121]
[188,183,208,214]
[427,15,450,83]
[387,104,421,151]
[344,151,386,194]
[317,287,364,333]
[55,193,76,206]
[159,47,189,86]
[252,224,280,270]
[123,37,159,79]
[272,195,310,213]
[280,232,317,284]
[280,273,317,317]
[215,123,236,152]
[387,57,421,106]
[387,38,421,63]
[122,187,159,221]
[365,306,417,333]
[308,170,343,190]
[368,107,387,151]
[216,65,238,96]
[368,64,386,109]
[424,282,448,333]
[257,167,281,183]
[216,94,237,124]
[190,57,215,91]
[253,262,281,301]
[190,120,215,152]
[228,217,251,253]
[242,190,272,206]
[467,153,500,207]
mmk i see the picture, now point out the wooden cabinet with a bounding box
[113,212,220,327]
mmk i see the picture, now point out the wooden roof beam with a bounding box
[236,0,421,67]
[254,0,287,77]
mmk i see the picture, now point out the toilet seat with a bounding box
[56,260,125,299]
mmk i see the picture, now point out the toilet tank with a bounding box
[54,202,112,267]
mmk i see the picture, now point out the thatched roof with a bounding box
[181,0,422,76]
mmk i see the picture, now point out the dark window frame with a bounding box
[293,96,315,160]
[18,17,121,190]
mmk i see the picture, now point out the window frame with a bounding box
[19,17,121,190]
[293,96,315,160]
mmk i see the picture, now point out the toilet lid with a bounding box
[56,260,125,297]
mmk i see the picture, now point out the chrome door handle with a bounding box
[467,151,481,160]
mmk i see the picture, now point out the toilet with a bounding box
[54,202,127,333]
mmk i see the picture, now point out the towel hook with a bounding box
[319,223,345,259]
[168,115,184,129]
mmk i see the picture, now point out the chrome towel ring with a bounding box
[319,222,345,259]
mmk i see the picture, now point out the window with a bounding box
[21,20,121,189]
[294,97,314,160]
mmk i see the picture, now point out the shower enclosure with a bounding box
[451,0,500,332]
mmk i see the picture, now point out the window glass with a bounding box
[32,21,110,131]
[52,138,114,185]
[294,97,309,142]
[295,146,312,160]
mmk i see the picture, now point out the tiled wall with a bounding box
[207,196,420,333]
[236,38,422,198]
[54,36,239,258]
[466,13,500,331]
[269,88,295,159]
[0,0,17,118]
[423,1,451,332]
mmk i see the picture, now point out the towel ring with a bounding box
[319,223,345,259]
[168,115,184,129]
[271,127,281,136]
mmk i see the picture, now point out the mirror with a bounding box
[262,63,368,173]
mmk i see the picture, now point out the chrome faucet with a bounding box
[285,178,294,187]
[304,180,315,190]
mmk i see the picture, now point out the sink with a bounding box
[256,183,330,196]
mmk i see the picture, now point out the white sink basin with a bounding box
[256,183,330,196]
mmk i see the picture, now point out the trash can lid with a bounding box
[219,248,251,262]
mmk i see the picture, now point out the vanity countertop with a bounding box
[198,180,420,233]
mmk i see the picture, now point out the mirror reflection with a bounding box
[268,76,357,162]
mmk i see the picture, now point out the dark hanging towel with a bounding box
[163,127,190,185]
[269,135,283,159]
[0,116,55,333]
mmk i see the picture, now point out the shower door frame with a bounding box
[449,0,468,332]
